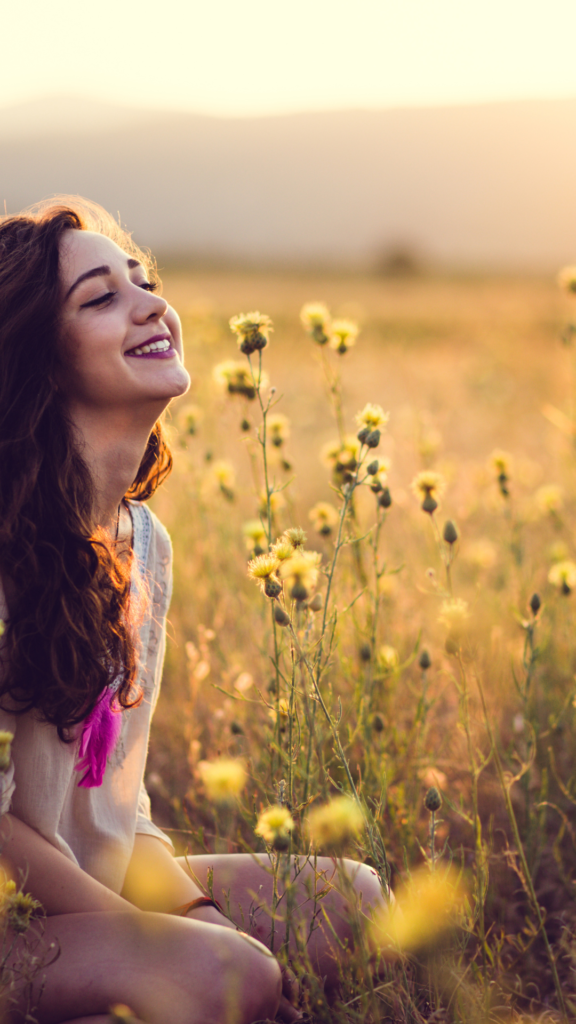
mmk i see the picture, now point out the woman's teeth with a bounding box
[129,339,171,356]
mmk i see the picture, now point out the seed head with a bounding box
[268,413,290,447]
[355,403,389,433]
[329,318,359,354]
[307,796,364,848]
[213,360,268,400]
[443,520,459,545]
[419,649,431,671]
[300,302,331,345]
[229,311,273,356]
[529,592,541,616]
[558,265,576,293]
[411,471,446,512]
[424,787,442,813]
[198,758,246,803]
[309,501,339,536]
[255,805,295,846]
[548,559,576,595]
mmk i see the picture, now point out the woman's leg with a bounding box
[176,854,384,990]
[3,911,281,1024]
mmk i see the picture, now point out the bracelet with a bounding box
[171,897,224,917]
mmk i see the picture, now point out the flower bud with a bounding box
[308,593,323,612]
[274,606,290,627]
[240,418,251,432]
[264,577,282,599]
[356,426,371,444]
[230,720,244,735]
[291,581,308,603]
[424,787,442,813]
[365,429,381,449]
[422,494,438,514]
[359,642,371,662]
[372,713,385,733]
[443,520,458,545]
[378,487,392,509]
[529,592,541,616]
[419,649,431,671]
[367,460,379,476]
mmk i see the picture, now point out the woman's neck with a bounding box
[68,403,163,535]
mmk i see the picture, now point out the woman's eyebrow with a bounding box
[65,257,142,301]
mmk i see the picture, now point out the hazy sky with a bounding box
[3,0,576,117]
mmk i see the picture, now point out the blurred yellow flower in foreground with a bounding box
[307,796,364,848]
[371,866,466,953]
[438,598,470,637]
[198,758,246,804]
[0,879,42,934]
[255,805,295,845]
[300,301,331,345]
[280,550,322,601]
[309,501,340,536]
[378,645,399,672]
[355,403,389,432]
[490,449,512,476]
[329,319,359,354]
[548,559,576,595]
[213,360,269,400]
[535,484,564,516]
[0,731,13,773]
[558,265,576,294]
[243,519,267,553]
[268,413,290,447]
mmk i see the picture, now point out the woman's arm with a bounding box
[121,834,235,929]
[1,813,134,916]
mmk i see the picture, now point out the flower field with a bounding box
[146,265,576,1023]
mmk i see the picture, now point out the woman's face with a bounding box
[58,229,190,417]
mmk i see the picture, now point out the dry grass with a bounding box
[145,267,576,1023]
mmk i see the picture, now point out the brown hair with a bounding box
[0,197,173,735]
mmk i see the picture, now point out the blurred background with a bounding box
[3,0,576,272]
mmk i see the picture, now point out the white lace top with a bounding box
[0,502,174,894]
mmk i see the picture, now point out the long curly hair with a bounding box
[0,197,173,736]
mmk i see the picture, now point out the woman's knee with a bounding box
[341,859,386,913]
[225,931,281,1023]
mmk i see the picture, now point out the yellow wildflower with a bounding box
[371,866,466,953]
[229,311,273,356]
[255,805,295,845]
[280,550,322,602]
[329,319,359,354]
[411,471,446,513]
[438,598,470,637]
[242,519,267,553]
[355,403,389,432]
[548,559,576,594]
[321,435,361,486]
[247,554,282,598]
[535,484,564,516]
[271,536,296,562]
[309,502,340,536]
[558,266,576,294]
[213,360,268,400]
[1,880,42,935]
[307,796,364,848]
[177,404,203,437]
[283,527,307,549]
[378,645,399,672]
[258,490,285,519]
[490,449,512,476]
[300,301,331,345]
[268,414,290,447]
[0,731,13,773]
[198,759,246,803]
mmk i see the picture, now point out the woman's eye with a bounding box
[140,281,158,292]
[80,291,117,309]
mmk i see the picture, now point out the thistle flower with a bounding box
[1,881,41,934]
[558,266,576,294]
[255,805,295,846]
[280,550,322,602]
[424,787,442,813]
[535,484,564,516]
[411,471,446,513]
[307,796,364,848]
[210,460,235,500]
[490,449,512,497]
[243,519,267,554]
[178,404,203,437]
[283,526,307,549]
[0,731,13,773]
[321,435,361,486]
[371,866,465,952]
[213,360,268,400]
[366,456,391,493]
[300,301,331,345]
[271,536,296,562]
[268,414,290,447]
[198,758,246,803]
[355,403,389,432]
[229,311,273,356]
[438,598,470,637]
[329,319,359,354]
[378,645,399,672]
[309,501,340,536]
[548,559,576,595]
[248,553,282,597]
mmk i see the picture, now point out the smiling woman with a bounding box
[0,197,382,1024]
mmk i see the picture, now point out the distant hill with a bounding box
[1,95,576,269]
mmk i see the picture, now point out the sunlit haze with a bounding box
[3,0,576,116]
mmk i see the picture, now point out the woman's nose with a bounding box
[136,289,168,322]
